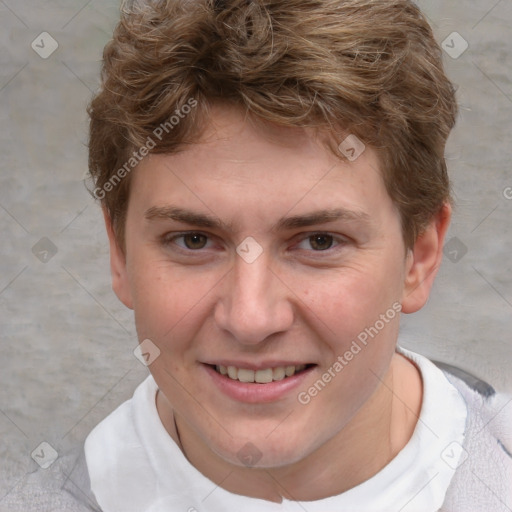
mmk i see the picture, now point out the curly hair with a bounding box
[88,0,458,251]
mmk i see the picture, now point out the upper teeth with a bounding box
[216,364,306,383]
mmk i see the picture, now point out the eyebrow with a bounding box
[144,205,371,231]
[144,206,233,230]
[274,208,371,231]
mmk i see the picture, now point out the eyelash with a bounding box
[161,231,348,255]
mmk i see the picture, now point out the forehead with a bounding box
[129,105,395,228]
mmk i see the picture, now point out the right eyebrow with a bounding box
[144,205,234,231]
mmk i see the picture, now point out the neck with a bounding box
[158,352,422,502]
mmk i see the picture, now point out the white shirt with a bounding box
[85,348,468,512]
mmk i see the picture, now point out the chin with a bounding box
[210,430,313,469]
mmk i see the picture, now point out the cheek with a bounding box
[294,262,403,402]
[298,265,401,341]
[296,270,402,425]
[128,255,220,345]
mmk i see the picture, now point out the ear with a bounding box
[103,208,134,310]
[401,203,451,314]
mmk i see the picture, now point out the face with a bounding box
[107,105,443,468]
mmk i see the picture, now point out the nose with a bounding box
[214,255,294,345]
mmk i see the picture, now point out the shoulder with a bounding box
[435,361,511,456]
[1,444,102,512]
[435,364,512,512]
[0,379,152,512]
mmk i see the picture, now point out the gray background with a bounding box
[0,0,511,502]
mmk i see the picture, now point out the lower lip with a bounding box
[203,364,315,404]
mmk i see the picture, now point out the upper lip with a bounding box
[203,361,315,370]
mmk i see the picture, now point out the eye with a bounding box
[164,232,211,250]
[182,233,208,249]
[309,234,334,251]
[296,233,342,251]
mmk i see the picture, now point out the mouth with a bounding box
[203,362,316,403]
[203,361,317,404]
[211,363,314,383]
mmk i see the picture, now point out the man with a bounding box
[7,0,511,510]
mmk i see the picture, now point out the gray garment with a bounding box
[0,442,101,512]
[440,371,511,512]
[2,368,510,512]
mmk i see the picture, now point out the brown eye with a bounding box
[309,234,334,251]
[183,233,208,249]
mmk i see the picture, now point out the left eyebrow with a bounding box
[273,208,371,231]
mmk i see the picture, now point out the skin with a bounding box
[104,104,451,502]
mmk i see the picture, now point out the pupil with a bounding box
[185,234,207,249]
[310,234,333,251]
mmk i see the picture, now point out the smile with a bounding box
[204,363,316,403]
[214,364,310,383]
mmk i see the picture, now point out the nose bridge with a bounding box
[215,255,293,344]
[234,256,271,309]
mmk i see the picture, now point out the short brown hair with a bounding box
[88,0,457,251]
